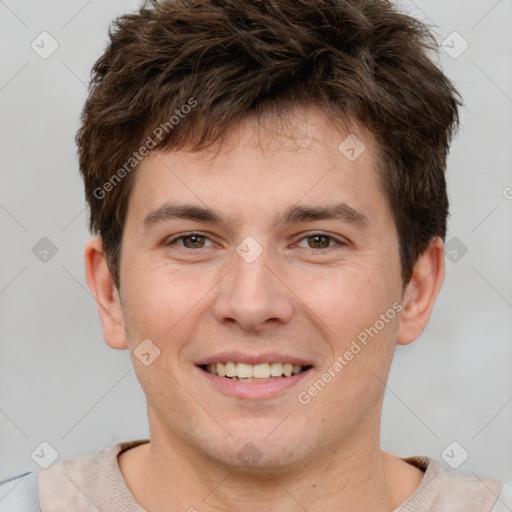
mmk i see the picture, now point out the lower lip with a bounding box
[198,366,312,400]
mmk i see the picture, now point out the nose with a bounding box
[213,245,294,333]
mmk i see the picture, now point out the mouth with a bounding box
[200,362,313,382]
[195,352,315,399]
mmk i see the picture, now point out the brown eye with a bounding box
[166,233,214,249]
[181,234,206,248]
[295,232,346,251]
[307,235,332,249]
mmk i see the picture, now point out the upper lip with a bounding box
[196,351,314,367]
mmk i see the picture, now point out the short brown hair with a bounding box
[77,0,461,289]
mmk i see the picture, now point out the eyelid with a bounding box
[164,231,348,250]
[165,231,215,247]
[294,231,348,249]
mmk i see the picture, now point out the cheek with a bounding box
[119,252,206,342]
[294,264,401,363]
[298,264,391,324]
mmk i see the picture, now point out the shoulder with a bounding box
[0,439,148,512]
[37,439,148,511]
[490,483,512,512]
[37,438,148,487]
[0,472,40,512]
[397,456,509,512]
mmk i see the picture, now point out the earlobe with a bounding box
[84,237,127,350]
[396,237,445,346]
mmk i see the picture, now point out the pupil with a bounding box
[311,235,328,248]
[185,235,203,248]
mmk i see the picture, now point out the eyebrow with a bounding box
[142,201,369,231]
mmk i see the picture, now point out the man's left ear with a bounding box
[397,236,445,346]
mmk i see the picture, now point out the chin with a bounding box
[202,421,311,470]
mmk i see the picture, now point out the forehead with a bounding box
[126,107,389,230]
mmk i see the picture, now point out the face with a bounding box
[114,108,405,470]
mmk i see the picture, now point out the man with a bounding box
[1,0,510,510]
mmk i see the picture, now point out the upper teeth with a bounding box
[206,362,304,379]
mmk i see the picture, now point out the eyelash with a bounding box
[165,231,347,251]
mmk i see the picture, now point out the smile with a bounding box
[202,362,311,381]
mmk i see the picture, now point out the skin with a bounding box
[85,107,444,512]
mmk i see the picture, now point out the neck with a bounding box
[119,414,412,512]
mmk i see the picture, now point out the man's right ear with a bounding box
[84,237,127,350]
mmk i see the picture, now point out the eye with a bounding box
[166,233,214,249]
[295,232,345,250]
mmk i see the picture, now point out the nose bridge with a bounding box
[213,239,294,331]
[233,246,273,297]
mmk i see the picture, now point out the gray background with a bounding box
[0,0,511,486]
